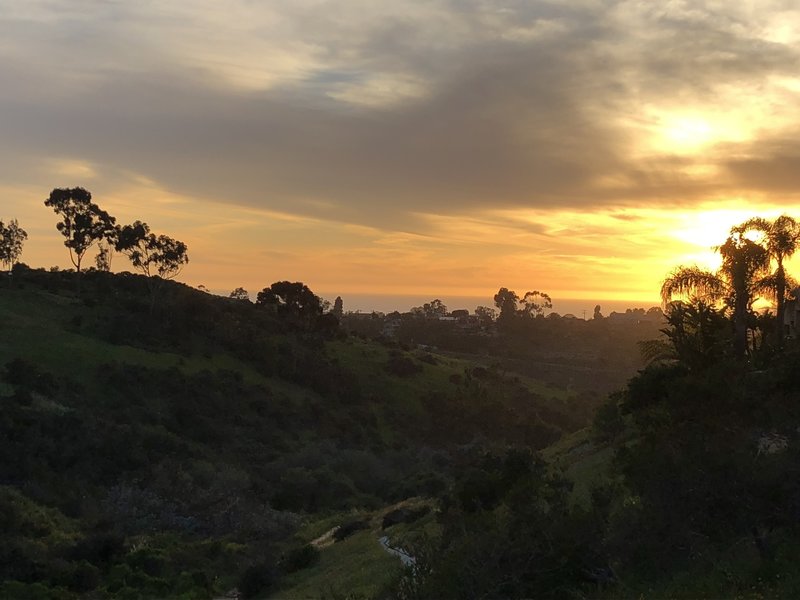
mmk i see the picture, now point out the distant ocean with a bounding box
[321,293,661,318]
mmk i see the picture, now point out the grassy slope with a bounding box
[542,428,615,506]
[0,287,271,385]
[268,430,614,599]
[0,280,602,597]
[271,498,437,599]
[0,287,565,415]
[274,529,401,599]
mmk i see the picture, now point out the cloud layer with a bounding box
[2,1,800,302]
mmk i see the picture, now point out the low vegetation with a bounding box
[0,265,590,598]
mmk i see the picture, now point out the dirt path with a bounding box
[310,526,340,549]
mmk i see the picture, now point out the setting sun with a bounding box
[663,115,714,150]
[2,1,800,309]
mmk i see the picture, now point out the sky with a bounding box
[2,0,800,312]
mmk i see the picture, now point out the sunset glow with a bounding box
[662,115,714,151]
[2,1,800,311]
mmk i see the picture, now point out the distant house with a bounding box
[784,288,800,337]
[382,312,405,337]
[607,307,663,325]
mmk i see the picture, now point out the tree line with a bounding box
[2,187,189,301]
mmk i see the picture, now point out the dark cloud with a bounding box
[726,138,800,193]
[1,0,799,231]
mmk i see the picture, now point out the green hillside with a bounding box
[0,267,589,598]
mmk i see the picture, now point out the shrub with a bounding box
[385,355,422,378]
[280,544,319,574]
[238,561,277,599]
[67,560,100,593]
[333,519,369,542]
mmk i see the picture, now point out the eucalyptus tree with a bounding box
[256,281,322,328]
[732,215,800,345]
[0,219,27,274]
[661,233,770,359]
[115,220,189,310]
[521,290,552,318]
[493,288,519,321]
[116,221,189,280]
[44,187,116,275]
[229,287,250,301]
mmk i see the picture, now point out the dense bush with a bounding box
[280,544,319,574]
[238,561,277,599]
[385,354,422,377]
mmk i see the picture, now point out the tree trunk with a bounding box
[76,256,82,296]
[734,291,748,359]
[775,261,786,346]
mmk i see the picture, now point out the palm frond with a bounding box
[638,339,676,365]
[753,272,800,304]
[660,266,727,305]
[752,273,779,303]
[732,217,770,237]
[785,273,799,293]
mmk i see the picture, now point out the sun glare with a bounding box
[668,208,762,269]
[662,115,713,150]
[637,105,756,157]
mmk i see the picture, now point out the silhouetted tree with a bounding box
[640,300,730,370]
[424,299,447,318]
[44,187,115,274]
[332,296,344,318]
[95,242,113,272]
[115,220,189,310]
[229,287,250,301]
[0,219,27,274]
[410,299,448,319]
[521,290,552,318]
[256,281,322,325]
[733,215,800,345]
[475,305,497,325]
[115,221,189,280]
[494,288,519,321]
[662,232,770,358]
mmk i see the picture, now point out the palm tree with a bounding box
[661,233,770,358]
[733,215,800,345]
[640,301,730,369]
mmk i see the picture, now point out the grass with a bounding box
[329,337,568,402]
[0,287,313,398]
[271,529,402,599]
[438,349,574,401]
[273,499,438,599]
[542,428,616,507]
[377,500,440,552]
[293,511,362,546]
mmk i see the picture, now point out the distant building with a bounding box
[607,307,663,325]
[784,288,800,336]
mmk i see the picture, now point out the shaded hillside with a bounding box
[343,307,664,395]
[0,267,594,598]
[392,310,800,599]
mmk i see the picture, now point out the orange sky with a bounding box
[3,2,800,310]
